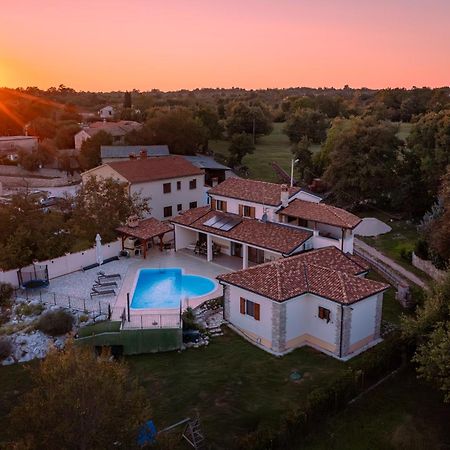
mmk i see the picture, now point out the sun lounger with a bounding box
[97,271,121,280]
[94,280,118,288]
[90,287,115,298]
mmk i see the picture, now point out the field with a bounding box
[209,122,321,182]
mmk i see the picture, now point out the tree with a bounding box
[69,176,150,245]
[123,91,132,108]
[228,133,254,167]
[28,117,57,139]
[125,108,207,155]
[226,102,272,138]
[54,122,80,149]
[195,106,223,140]
[321,116,402,206]
[79,130,113,169]
[284,108,329,144]
[10,341,151,449]
[291,137,314,184]
[402,272,450,402]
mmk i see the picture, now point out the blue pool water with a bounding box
[131,268,216,309]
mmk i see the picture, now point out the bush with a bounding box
[414,239,429,260]
[399,246,413,263]
[0,283,14,307]
[15,303,44,317]
[182,307,199,331]
[0,336,12,360]
[36,310,74,336]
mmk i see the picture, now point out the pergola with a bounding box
[116,217,173,258]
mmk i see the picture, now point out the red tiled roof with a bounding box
[108,156,203,184]
[171,207,312,254]
[217,247,387,304]
[280,199,361,229]
[85,120,142,137]
[208,178,300,206]
[116,217,173,240]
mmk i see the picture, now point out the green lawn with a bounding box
[301,369,450,450]
[209,122,320,182]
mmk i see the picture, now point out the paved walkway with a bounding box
[354,238,427,289]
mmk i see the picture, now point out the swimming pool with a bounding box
[131,268,216,309]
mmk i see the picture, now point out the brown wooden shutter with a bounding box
[239,204,244,216]
[222,201,227,212]
[240,297,246,314]
[211,198,217,210]
[250,206,256,218]
[254,303,260,321]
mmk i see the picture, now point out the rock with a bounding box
[1,356,15,366]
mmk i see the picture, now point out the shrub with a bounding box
[15,303,44,317]
[79,314,89,323]
[182,307,199,331]
[415,239,429,260]
[0,283,14,307]
[36,310,74,336]
[399,247,413,263]
[0,336,12,360]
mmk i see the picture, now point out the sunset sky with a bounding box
[1,0,449,91]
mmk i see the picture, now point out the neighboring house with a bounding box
[207,177,358,253]
[182,155,232,187]
[98,106,115,119]
[0,136,38,160]
[81,155,205,221]
[74,120,142,150]
[100,145,170,163]
[217,246,388,360]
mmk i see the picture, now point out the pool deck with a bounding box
[111,249,233,320]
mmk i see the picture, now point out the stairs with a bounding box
[182,416,206,449]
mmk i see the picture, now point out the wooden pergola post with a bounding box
[143,239,148,259]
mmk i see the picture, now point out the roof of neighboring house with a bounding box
[107,156,203,184]
[279,199,362,229]
[0,136,38,142]
[116,217,173,240]
[182,155,230,171]
[171,207,312,254]
[208,177,300,207]
[217,246,388,304]
[80,120,141,138]
[101,145,170,159]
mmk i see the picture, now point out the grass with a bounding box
[301,368,450,450]
[209,122,320,182]
[77,320,121,337]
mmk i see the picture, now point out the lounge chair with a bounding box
[97,271,121,280]
[90,287,115,298]
[94,280,118,288]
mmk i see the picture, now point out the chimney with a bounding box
[280,184,289,208]
[140,149,148,159]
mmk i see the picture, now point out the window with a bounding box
[189,201,197,209]
[163,183,171,194]
[240,297,260,320]
[213,199,227,212]
[318,306,331,323]
[163,206,172,217]
[189,179,197,190]
[177,204,182,212]
[177,181,181,190]
[240,205,255,218]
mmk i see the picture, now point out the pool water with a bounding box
[131,268,216,309]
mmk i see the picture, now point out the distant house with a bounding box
[98,106,115,119]
[182,155,232,187]
[0,136,38,161]
[100,145,170,163]
[81,155,206,221]
[74,121,142,150]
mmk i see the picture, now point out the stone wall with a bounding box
[223,286,231,321]
[412,252,446,282]
[271,302,286,353]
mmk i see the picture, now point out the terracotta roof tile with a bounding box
[280,199,361,229]
[217,247,388,304]
[116,217,173,240]
[172,207,312,254]
[208,178,300,206]
[108,156,203,184]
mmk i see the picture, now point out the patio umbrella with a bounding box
[95,233,103,265]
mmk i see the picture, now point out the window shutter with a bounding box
[222,201,227,212]
[239,204,243,216]
[240,297,246,314]
[211,199,217,210]
[250,207,256,218]
[254,303,260,321]
[318,307,324,319]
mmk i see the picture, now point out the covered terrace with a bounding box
[116,217,173,258]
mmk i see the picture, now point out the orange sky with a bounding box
[1,0,449,91]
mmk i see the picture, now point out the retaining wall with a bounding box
[412,253,446,282]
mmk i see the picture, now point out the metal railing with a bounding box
[122,312,181,330]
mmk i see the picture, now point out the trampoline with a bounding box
[17,265,49,289]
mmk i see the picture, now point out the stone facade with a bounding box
[374,294,383,339]
[334,305,352,357]
[271,301,286,353]
[223,286,231,321]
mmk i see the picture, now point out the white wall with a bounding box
[349,294,379,346]
[293,191,322,203]
[74,130,91,150]
[0,240,122,287]
[131,174,205,221]
[227,285,273,346]
[210,194,278,221]
[174,226,198,250]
